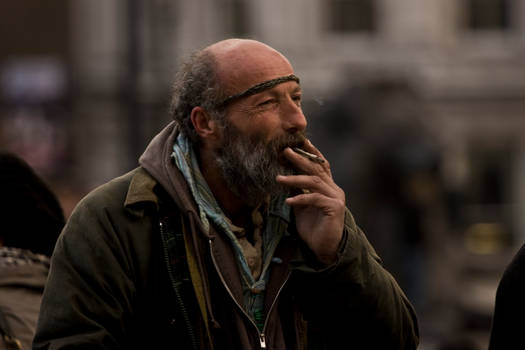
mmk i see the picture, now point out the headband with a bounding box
[217,74,300,108]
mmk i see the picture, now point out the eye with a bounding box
[257,99,277,107]
[292,94,302,106]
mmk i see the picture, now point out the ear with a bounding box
[190,106,219,140]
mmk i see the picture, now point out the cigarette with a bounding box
[292,147,325,164]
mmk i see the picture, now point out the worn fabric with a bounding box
[228,204,265,280]
[0,247,49,350]
[33,121,420,350]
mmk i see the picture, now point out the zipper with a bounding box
[260,269,291,338]
[259,333,267,349]
[209,238,292,349]
[159,220,199,350]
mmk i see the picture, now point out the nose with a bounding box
[281,99,307,134]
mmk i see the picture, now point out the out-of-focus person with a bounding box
[488,244,525,349]
[0,152,65,350]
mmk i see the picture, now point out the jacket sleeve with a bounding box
[291,208,419,350]
[32,180,155,349]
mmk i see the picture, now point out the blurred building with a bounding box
[2,0,525,349]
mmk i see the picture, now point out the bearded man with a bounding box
[33,39,419,350]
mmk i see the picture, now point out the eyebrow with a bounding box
[217,74,300,108]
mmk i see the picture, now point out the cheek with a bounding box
[229,109,284,142]
[252,118,283,141]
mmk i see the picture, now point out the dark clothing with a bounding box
[33,122,419,349]
[0,152,65,257]
[0,247,50,350]
[489,244,525,349]
[0,153,64,350]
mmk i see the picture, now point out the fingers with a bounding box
[302,139,323,158]
[276,171,346,210]
[278,140,342,201]
[283,190,345,210]
[282,146,331,177]
[276,174,339,198]
[292,147,325,164]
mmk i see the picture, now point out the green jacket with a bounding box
[33,122,419,350]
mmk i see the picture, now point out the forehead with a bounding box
[212,41,296,95]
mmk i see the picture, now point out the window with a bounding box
[327,0,376,33]
[467,0,511,30]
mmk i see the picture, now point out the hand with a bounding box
[276,140,346,265]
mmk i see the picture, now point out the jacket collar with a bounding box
[124,167,159,208]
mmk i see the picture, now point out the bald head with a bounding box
[203,39,296,98]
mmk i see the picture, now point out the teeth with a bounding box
[292,148,325,163]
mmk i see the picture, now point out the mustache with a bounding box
[267,132,307,155]
[265,132,308,171]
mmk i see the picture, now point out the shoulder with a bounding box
[53,168,164,273]
[71,167,158,219]
[60,168,160,247]
[78,169,138,211]
[497,244,525,292]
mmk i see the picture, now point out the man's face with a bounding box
[222,79,306,144]
[214,117,306,206]
[205,41,308,205]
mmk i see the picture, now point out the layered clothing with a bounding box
[33,122,419,349]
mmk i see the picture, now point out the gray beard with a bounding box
[214,122,305,207]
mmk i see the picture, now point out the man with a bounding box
[33,39,419,349]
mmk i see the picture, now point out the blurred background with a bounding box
[1,1,525,348]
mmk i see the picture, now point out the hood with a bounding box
[0,247,49,288]
[139,121,209,237]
